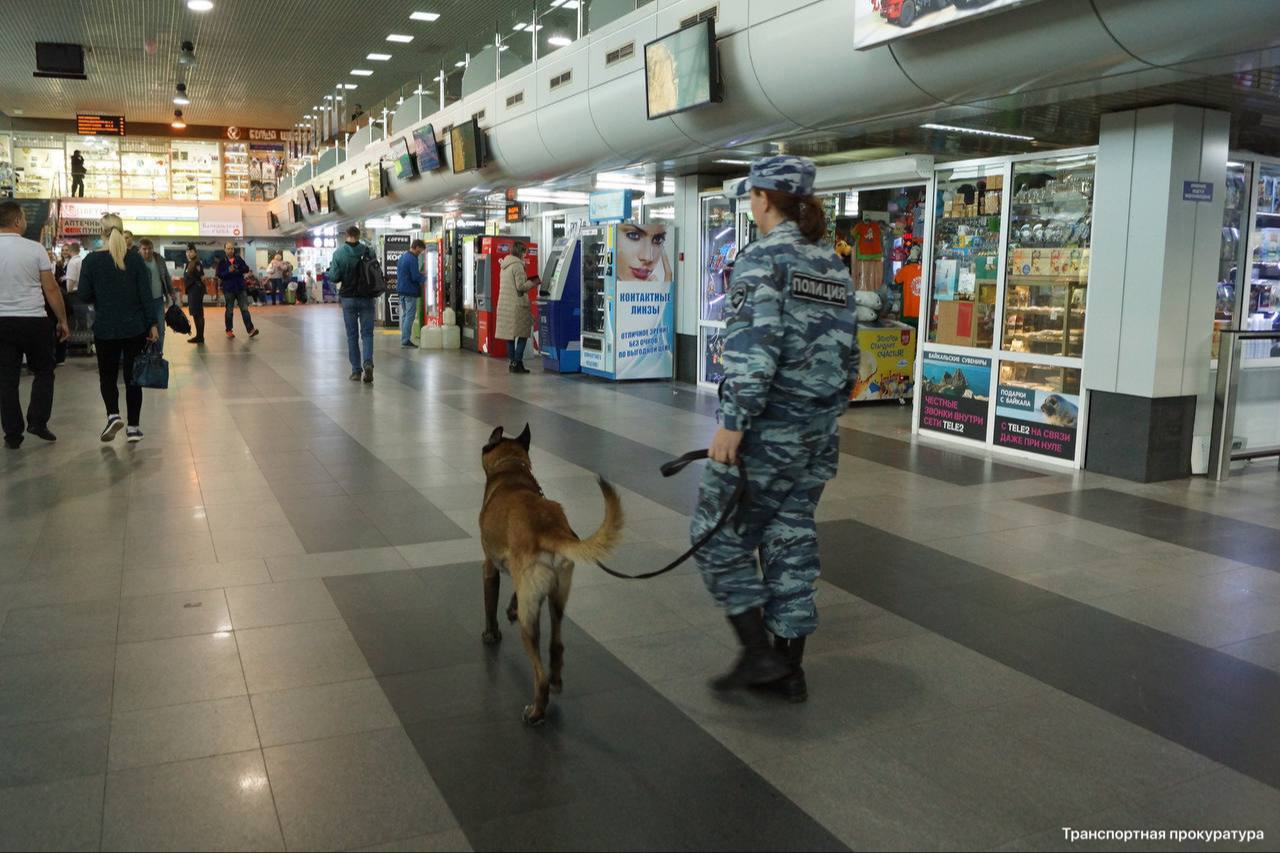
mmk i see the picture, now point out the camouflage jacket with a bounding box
[719,220,860,431]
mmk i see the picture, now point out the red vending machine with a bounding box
[475,235,538,359]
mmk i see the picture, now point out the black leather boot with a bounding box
[710,609,791,691]
[770,636,808,703]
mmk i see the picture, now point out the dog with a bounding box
[478,424,624,725]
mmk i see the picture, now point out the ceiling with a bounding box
[0,0,529,128]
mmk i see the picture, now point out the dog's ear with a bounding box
[516,423,531,451]
[483,425,504,453]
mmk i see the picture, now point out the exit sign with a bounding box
[77,114,126,136]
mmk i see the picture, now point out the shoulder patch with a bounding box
[729,283,747,311]
[789,271,849,307]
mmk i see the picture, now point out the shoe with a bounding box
[187,337,203,344]
[514,363,530,374]
[226,330,235,339]
[348,370,362,381]
[401,342,418,348]
[28,425,56,442]
[764,636,808,703]
[100,415,123,442]
[709,609,792,691]
[362,364,374,383]
[249,328,260,338]
[3,436,20,449]
[126,427,143,443]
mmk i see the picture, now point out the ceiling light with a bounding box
[171,109,186,129]
[386,33,414,43]
[173,83,190,105]
[304,114,313,119]
[512,22,526,31]
[1228,160,1246,168]
[550,0,580,7]
[342,83,358,89]
[177,40,197,66]
[351,68,373,76]
[454,60,466,67]
[548,35,571,46]
[715,158,751,165]
[367,52,392,61]
[920,122,1035,141]
[186,0,213,10]
[324,95,334,100]
[409,11,440,21]
[498,45,509,52]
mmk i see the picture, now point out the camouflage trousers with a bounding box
[690,418,839,639]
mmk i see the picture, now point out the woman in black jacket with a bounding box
[76,214,159,443]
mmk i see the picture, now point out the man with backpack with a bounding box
[328,225,384,383]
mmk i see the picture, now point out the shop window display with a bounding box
[0,135,13,197]
[1246,163,1280,358]
[12,133,65,198]
[994,360,1081,461]
[1214,161,1249,358]
[1002,155,1094,359]
[700,196,736,323]
[928,165,1002,348]
[223,142,251,200]
[65,136,121,198]
[170,140,221,201]
[120,138,169,199]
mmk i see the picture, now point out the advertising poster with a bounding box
[855,0,1043,51]
[853,325,916,401]
[383,235,411,327]
[615,281,675,379]
[994,378,1079,460]
[919,350,991,441]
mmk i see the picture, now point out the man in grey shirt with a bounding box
[137,238,174,354]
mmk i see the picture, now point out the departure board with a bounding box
[76,114,126,136]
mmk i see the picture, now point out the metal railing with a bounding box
[1209,329,1280,480]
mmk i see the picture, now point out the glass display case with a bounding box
[170,141,221,201]
[120,138,169,199]
[700,196,736,323]
[1215,161,1251,358]
[12,133,65,198]
[581,231,607,336]
[1246,162,1280,358]
[927,164,1003,349]
[223,143,251,200]
[66,136,121,198]
[0,134,13,196]
[1001,155,1095,359]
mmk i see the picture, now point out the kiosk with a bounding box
[538,229,587,373]
[474,235,538,359]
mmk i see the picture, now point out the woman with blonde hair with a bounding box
[76,214,159,443]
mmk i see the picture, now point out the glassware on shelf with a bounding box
[1001,154,1096,359]
[927,164,1003,349]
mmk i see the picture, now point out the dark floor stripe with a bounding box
[815,518,1280,791]
[840,427,1047,486]
[325,566,847,852]
[581,376,722,419]
[1020,488,1280,573]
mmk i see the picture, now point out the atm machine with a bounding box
[474,235,538,359]
[579,222,675,381]
[537,228,588,373]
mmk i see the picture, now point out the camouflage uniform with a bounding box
[692,156,860,640]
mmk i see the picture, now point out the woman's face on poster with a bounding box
[616,222,670,282]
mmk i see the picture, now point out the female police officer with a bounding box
[692,155,859,702]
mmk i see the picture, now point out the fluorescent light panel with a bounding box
[386,33,414,42]
[367,52,392,60]
[409,11,440,21]
[920,122,1035,141]
[548,35,572,46]
[350,69,373,76]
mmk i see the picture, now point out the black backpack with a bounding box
[349,247,385,298]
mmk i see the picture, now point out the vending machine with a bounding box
[435,226,483,335]
[473,235,538,359]
[580,222,676,381]
[537,228,593,374]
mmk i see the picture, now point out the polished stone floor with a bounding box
[2,305,1279,852]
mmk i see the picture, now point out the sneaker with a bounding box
[28,426,56,442]
[226,330,235,339]
[348,370,362,381]
[401,341,418,348]
[126,427,143,443]
[100,416,123,442]
[249,328,260,338]
[362,364,374,384]
[187,337,203,344]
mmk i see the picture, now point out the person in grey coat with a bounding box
[137,238,174,354]
[494,242,539,373]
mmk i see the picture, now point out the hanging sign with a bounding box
[77,114,126,136]
[589,190,633,224]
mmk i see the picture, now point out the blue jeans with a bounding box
[508,337,527,365]
[152,298,166,355]
[224,290,254,332]
[341,296,376,372]
[398,295,418,345]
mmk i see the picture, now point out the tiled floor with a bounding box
[2,304,1279,852]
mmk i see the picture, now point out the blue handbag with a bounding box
[132,343,169,390]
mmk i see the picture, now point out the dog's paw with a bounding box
[481,628,502,645]
[522,705,545,726]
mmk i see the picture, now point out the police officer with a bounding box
[692,155,859,702]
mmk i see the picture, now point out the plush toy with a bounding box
[855,289,881,325]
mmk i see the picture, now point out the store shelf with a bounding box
[1007,275,1088,286]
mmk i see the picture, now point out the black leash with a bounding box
[593,449,748,581]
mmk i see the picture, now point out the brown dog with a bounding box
[479,424,624,725]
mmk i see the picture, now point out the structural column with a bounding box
[674,175,704,384]
[1083,104,1229,481]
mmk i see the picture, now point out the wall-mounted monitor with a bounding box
[290,201,303,223]
[645,18,721,120]
[268,211,280,230]
[393,137,417,181]
[450,119,485,174]
[304,184,321,213]
[324,186,336,214]
[413,124,442,174]
[367,162,384,199]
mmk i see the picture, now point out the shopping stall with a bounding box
[913,148,1098,467]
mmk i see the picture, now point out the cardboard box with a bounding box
[937,299,978,347]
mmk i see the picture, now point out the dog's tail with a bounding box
[549,477,624,563]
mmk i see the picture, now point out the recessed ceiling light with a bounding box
[386,33,413,43]
[367,52,392,61]
[454,60,466,67]
[409,11,440,21]
[342,83,358,89]
[304,114,313,119]
[324,95,334,100]
[920,123,1035,141]
[498,44,509,51]
[350,69,373,77]
[714,158,752,165]
[512,22,526,31]
[548,35,571,46]
[186,0,213,10]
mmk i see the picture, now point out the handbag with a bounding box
[165,303,192,334]
[132,343,169,390]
